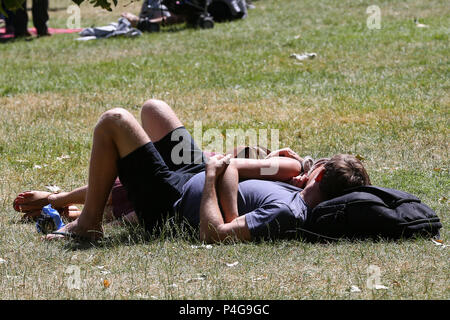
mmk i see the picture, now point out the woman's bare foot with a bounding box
[62,205,82,221]
[44,218,103,241]
[13,191,52,213]
[13,190,80,220]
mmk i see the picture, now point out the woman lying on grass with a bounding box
[13,146,314,227]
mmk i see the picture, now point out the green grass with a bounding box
[0,0,449,300]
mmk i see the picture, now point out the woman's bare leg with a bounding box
[14,187,87,220]
[14,186,88,213]
[16,185,114,222]
[48,186,87,208]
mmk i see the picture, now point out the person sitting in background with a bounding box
[121,0,249,33]
[121,0,185,33]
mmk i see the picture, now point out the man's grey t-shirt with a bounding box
[174,172,310,239]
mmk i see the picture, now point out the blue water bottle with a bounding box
[36,204,65,234]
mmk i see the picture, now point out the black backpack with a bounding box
[300,186,442,241]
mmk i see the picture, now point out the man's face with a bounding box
[299,164,326,209]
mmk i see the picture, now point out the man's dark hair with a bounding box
[319,154,371,200]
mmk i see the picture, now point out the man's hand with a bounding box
[200,154,251,243]
[205,154,232,179]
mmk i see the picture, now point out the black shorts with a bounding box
[117,126,205,232]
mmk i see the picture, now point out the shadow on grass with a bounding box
[61,218,201,251]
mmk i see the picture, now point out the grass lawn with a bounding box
[0,0,448,300]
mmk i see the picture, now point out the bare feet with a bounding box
[121,12,139,27]
[14,191,52,213]
[44,219,103,241]
[62,205,82,220]
[14,191,81,221]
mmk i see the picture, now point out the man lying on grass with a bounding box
[25,99,370,243]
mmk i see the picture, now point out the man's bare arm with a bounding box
[217,162,239,223]
[199,155,251,243]
[200,156,301,242]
